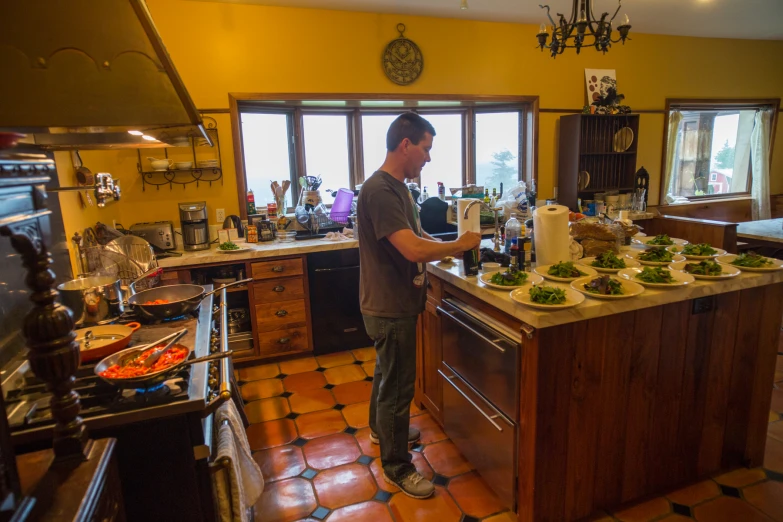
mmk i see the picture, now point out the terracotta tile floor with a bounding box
[240,349,783,522]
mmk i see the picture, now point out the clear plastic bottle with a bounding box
[504,213,521,254]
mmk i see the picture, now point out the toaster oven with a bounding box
[130,221,176,252]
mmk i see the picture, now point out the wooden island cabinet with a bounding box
[416,261,783,522]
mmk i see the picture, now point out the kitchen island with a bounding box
[416,257,783,522]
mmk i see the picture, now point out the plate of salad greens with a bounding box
[716,252,783,272]
[669,261,740,280]
[535,261,598,282]
[571,275,644,300]
[479,269,543,290]
[627,247,686,266]
[632,234,688,248]
[669,243,727,260]
[217,241,248,253]
[510,284,585,310]
[579,251,640,273]
[618,267,694,288]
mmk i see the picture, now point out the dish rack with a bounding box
[299,211,350,237]
[73,239,161,290]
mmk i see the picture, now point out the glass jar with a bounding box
[246,225,258,243]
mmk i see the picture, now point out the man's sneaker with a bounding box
[370,427,421,445]
[383,470,435,499]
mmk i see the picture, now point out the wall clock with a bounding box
[382,24,423,86]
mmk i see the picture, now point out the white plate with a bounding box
[668,244,727,260]
[668,261,741,280]
[633,232,647,238]
[534,263,598,282]
[633,236,689,248]
[618,267,695,288]
[479,271,543,290]
[217,247,249,254]
[509,286,585,310]
[578,255,640,273]
[716,254,783,272]
[570,275,645,300]
[625,250,686,266]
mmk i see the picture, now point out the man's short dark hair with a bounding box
[386,112,436,151]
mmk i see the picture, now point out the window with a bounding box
[361,114,399,179]
[239,111,294,207]
[475,111,521,194]
[417,113,463,193]
[302,114,351,205]
[662,100,778,201]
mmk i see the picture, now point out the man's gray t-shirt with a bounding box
[358,171,426,318]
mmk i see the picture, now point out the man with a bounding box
[358,112,481,499]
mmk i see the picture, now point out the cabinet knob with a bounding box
[275,309,288,317]
[273,285,285,292]
[272,265,284,273]
[278,337,290,344]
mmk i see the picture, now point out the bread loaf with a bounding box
[569,222,624,241]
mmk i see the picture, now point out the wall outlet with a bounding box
[216,208,226,224]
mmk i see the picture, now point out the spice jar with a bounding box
[246,225,258,243]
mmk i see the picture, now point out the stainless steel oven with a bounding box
[438,297,520,511]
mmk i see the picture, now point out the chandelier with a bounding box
[536,0,631,58]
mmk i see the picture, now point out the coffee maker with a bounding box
[178,201,210,251]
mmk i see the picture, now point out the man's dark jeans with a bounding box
[363,314,418,481]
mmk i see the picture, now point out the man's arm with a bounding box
[388,230,481,263]
[422,231,441,241]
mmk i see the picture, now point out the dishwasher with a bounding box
[307,249,371,355]
[437,297,520,511]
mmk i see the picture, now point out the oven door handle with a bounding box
[438,369,503,432]
[203,287,232,417]
[436,306,507,353]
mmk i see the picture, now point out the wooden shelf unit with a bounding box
[557,114,640,211]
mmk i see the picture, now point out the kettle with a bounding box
[222,215,244,238]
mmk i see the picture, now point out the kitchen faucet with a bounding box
[462,200,502,252]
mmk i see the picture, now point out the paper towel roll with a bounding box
[457,199,481,238]
[533,205,571,265]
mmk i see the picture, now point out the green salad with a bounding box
[646,234,674,246]
[684,261,723,276]
[529,285,567,305]
[681,243,718,256]
[590,251,627,269]
[489,269,528,286]
[638,247,674,263]
[730,252,773,268]
[635,266,676,284]
[583,275,624,295]
[547,261,587,279]
[219,241,240,251]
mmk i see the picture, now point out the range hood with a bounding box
[0,0,210,149]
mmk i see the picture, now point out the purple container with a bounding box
[330,188,354,223]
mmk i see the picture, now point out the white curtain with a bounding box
[661,110,683,204]
[750,109,772,220]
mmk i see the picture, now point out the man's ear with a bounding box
[400,137,410,154]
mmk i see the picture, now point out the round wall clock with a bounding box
[382,24,424,86]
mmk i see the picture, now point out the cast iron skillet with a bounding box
[127,279,252,321]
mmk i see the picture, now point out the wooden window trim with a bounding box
[230,93,539,219]
[658,98,780,206]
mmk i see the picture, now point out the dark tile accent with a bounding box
[286,412,300,420]
[354,359,364,365]
[432,474,449,487]
[237,380,247,386]
[311,506,330,520]
[672,503,692,517]
[411,443,424,453]
[720,485,741,498]
[343,426,358,435]
[333,404,345,411]
[766,469,783,482]
[292,438,309,448]
[276,373,288,379]
[374,490,393,503]
[357,455,373,465]
[280,391,293,398]
[300,468,318,480]
[324,384,335,390]
[364,376,373,382]
[460,516,480,522]
[316,367,326,372]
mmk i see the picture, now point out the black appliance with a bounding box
[307,249,370,355]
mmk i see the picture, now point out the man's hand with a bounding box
[454,231,481,253]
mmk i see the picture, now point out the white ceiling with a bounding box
[190,0,783,40]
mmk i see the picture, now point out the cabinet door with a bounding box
[419,300,443,424]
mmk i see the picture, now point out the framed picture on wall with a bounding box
[585,69,617,104]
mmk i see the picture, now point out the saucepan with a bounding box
[94,342,233,390]
[127,279,253,321]
[58,275,123,326]
[75,322,141,363]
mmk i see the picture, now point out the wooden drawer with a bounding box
[251,258,303,280]
[255,299,307,333]
[257,327,309,357]
[253,277,305,303]
[160,269,191,285]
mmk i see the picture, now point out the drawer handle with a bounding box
[275,309,288,317]
[436,306,507,353]
[273,285,285,293]
[438,369,503,432]
[272,266,285,273]
[278,337,290,344]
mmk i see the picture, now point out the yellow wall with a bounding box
[57,0,783,257]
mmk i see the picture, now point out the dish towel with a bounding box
[213,401,265,520]
[213,424,246,522]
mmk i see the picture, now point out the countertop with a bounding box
[157,237,358,268]
[737,218,783,243]
[427,256,783,330]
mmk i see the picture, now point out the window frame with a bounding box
[230,93,538,219]
[659,98,780,204]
